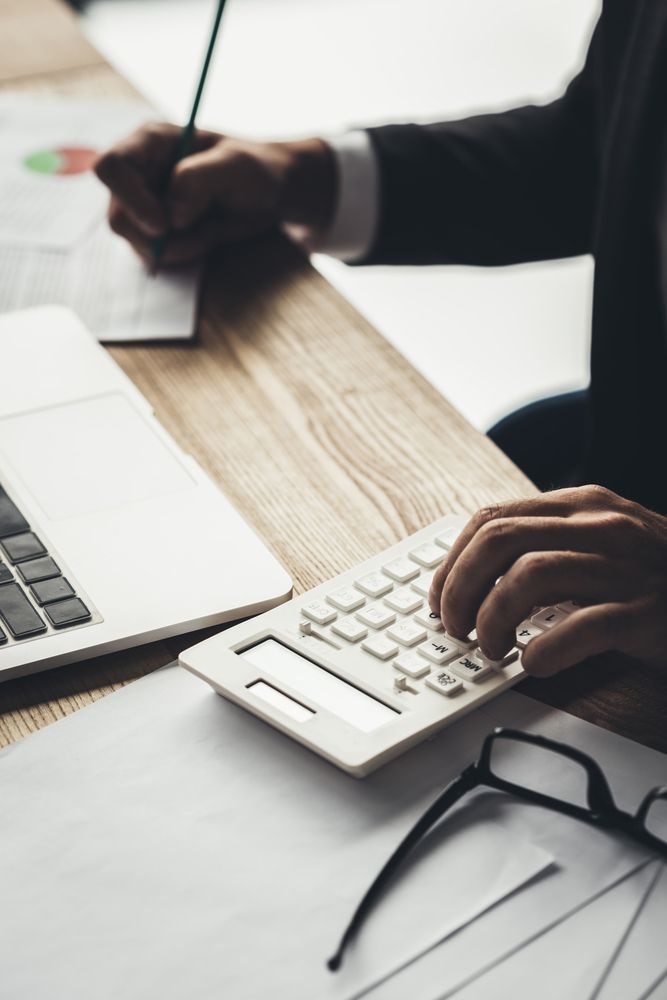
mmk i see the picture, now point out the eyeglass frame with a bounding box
[328,726,667,972]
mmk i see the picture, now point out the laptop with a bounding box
[0,306,292,682]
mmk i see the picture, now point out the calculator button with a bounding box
[331,617,368,643]
[426,670,464,696]
[435,526,461,549]
[327,586,365,612]
[301,600,337,625]
[414,609,444,632]
[394,652,431,678]
[417,638,461,665]
[409,543,444,569]
[445,630,477,650]
[362,634,399,660]
[474,648,519,670]
[384,588,422,614]
[516,621,543,648]
[355,572,393,598]
[450,655,494,682]
[382,558,420,583]
[356,604,396,629]
[531,606,568,630]
[411,573,435,597]
[386,621,427,647]
[557,601,581,615]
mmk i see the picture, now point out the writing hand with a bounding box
[94,123,336,266]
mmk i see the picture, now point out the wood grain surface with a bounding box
[0,0,102,83]
[0,0,665,757]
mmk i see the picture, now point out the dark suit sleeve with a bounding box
[362,36,599,266]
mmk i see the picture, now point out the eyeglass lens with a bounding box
[488,735,592,809]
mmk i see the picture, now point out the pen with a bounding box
[150,0,229,265]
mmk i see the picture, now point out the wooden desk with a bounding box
[0,0,664,755]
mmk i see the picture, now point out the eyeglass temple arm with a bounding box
[327,764,479,972]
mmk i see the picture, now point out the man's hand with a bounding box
[94,123,336,266]
[429,485,667,676]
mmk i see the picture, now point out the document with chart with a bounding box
[0,94,199,342]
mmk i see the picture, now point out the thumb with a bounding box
[168,147,224,230]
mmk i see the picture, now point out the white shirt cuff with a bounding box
[317,130,379,262]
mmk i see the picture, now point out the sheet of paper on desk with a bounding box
[0,224,199,342]
[0,94,199,341]
[450,861,660,1000]
[594,863,667,1000]
[0,94,148,251]
[372,693,666,1000]
[0,670,659,1000]
[0,665,551,1000]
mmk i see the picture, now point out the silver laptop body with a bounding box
[0,306,291,681]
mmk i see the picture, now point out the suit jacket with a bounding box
[365,0,667,514]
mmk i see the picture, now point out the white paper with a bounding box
[0,95,149,251]
[594,864,667,1000]
[451,862,659,1000]
[0,665,550,1000]
[0,223,199,342]
[367,694,664,1000]
[0,673,662,1000]
[0,94,199,341]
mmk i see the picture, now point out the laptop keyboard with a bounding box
[0,484,93,644]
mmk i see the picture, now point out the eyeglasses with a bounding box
[327,727,667,972]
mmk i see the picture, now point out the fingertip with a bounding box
[480,635,514,662]
[520,645,557,678]
[93,150,114,184]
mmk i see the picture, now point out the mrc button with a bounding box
[450,655,494,682]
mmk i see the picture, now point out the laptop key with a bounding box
[0,485,30,539]
[18,557,60,584]
[45,597,91,629]
[1,532,46,564]
[0,583,47,638]
[0,563,13,584]
[0,624,6,644]
[30,577,75,606]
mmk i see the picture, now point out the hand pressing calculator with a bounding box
[181,515,557,776]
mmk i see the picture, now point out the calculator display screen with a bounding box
[240,639,399,732]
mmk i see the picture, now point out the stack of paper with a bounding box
[0,666,663,999]
[0,94,199,342]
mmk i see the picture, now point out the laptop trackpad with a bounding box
[0,394,195,520]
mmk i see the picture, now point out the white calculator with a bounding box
[180,515,542,777]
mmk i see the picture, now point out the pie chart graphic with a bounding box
[23,146,98,177]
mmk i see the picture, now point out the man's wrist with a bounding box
[277,138,338,233]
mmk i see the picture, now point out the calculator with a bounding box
[180,515,541,776]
